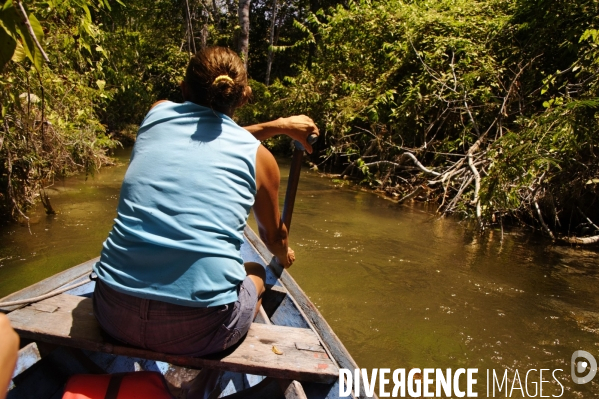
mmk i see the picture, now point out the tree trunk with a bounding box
[184,0,197,54]
[238,0,251,69]
[211,0,221,30]
[265,0,277,85]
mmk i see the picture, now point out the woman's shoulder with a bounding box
[147,100,206,114]
[142,100,177,121]
[140,101,206,127]
[150,100,170,109]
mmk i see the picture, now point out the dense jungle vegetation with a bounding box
[1,0,598,243]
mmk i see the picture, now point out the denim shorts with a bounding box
[92,277,258,357]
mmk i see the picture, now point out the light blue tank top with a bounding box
[93,101,260,307]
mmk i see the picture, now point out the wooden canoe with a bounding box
[1,226,377,399]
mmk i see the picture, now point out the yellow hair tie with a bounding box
[213,75,234,85]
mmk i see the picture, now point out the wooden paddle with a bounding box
[281,134,318,234]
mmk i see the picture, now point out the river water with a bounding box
[1,148,598,397]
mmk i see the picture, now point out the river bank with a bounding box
[316,167,599,250]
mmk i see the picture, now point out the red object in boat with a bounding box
[62,371,173,399]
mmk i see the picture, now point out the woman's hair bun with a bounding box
[184,47,247,113]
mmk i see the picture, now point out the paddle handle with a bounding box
[282,134,318,234]
[291,133,318,152]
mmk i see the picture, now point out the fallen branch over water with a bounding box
[560,235,599,245]
[400,152,440,176]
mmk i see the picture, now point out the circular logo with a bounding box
[571,350,597,384]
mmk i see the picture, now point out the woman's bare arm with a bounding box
[253,145,294,268]
[244,115,319,154]
[150,100,319,152]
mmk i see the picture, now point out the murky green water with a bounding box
[0,149,131,296]
[286,179,599,397]
[2,149,599,397]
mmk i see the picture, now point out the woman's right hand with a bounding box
[277,247,295,269]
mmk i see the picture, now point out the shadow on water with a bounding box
[2,149,599,396]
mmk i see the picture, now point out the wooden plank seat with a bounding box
[7,293,338,384]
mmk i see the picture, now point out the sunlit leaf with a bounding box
[11,39,25,62]
[0,3,45,71]
[26,13,44,72]
[82,4,91,23]
[81,41,91,54]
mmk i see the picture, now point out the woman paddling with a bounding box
[92,46,318,356]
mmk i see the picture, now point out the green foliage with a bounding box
[0,0,46,72]
[1,0,597,234]
[0,0,119,220]
[257,0,599,232]
[1,0,337,220]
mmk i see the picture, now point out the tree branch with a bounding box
[577,207,599,232]
[14,0,50,63]
[467,150,481,224]
[534,199,555,240]
[445,175,474,213]
[561,235,599,245]
[400,152,441,176]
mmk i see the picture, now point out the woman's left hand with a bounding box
[244,116,319,152]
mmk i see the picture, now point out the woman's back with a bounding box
[94,101,260,307]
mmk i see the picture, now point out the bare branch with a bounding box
[450,51,457,91]
[499,56,540,117]
[400,152,441,176]
[409,39,457,94]
[467,152,480,206]
[0,118,8,152]
[445,175,474,213]
[14,0,50,63]
[468,152,482,227]
[534,199,555,240]
[184,0,197,53]
[363,160,418,170]
[340,138,378,177]
[463,94,481,137]
[561,235,599,245]
[577,207,599,232]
